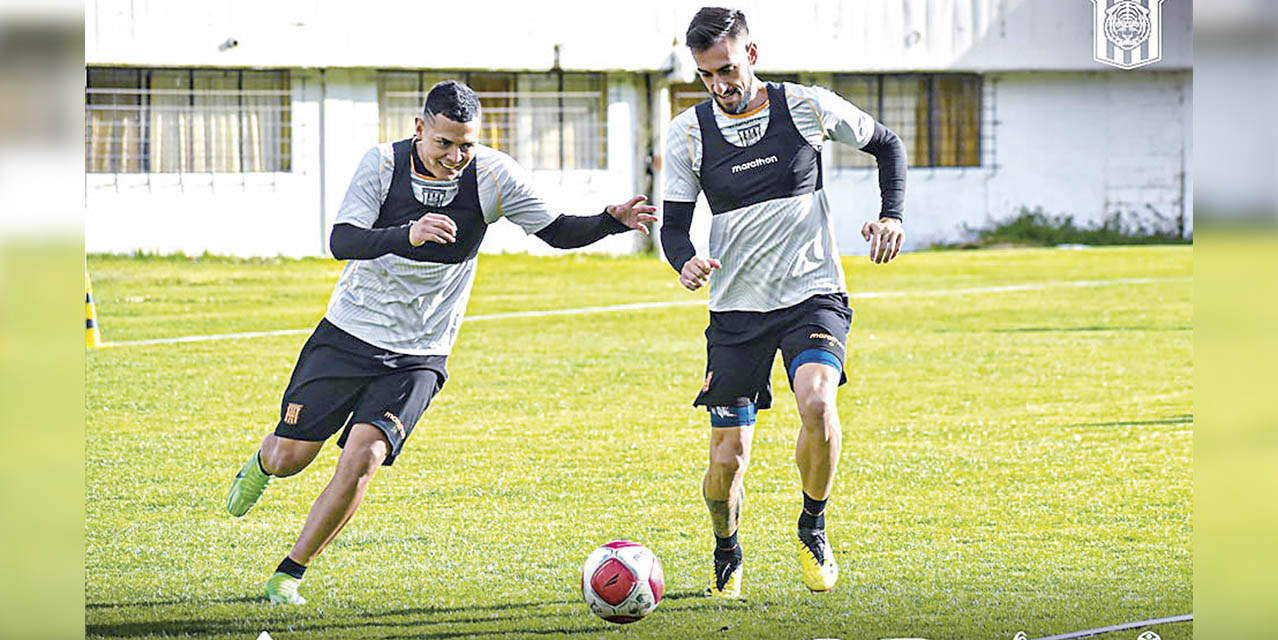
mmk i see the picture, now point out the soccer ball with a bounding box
[580,540,665,623]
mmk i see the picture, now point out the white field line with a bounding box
[99,276,1189,348]
[1029,613,1192,640]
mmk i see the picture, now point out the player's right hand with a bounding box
[680,256,721,291]
[409,213,457,246]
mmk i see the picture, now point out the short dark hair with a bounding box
[686,7,749,51]
[422,80,481,123]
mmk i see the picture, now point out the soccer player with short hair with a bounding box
[225,80,657,605]
[662,7,907,598]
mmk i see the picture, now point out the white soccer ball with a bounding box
[580,540,665,624]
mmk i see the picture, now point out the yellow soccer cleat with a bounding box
[796,528,838,592]
[705,551,744,599]
[265,571,307,605]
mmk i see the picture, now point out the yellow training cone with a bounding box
[86,269,104,348]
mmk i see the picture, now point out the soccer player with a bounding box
[225,80,657,605]
[660,8,907,598]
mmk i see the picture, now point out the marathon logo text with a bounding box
[809,331,843,347]
[731,155,779,173]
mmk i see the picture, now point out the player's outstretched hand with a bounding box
[410,213,458,246]
[606,195,659,235]
[861,217,905,264]
[680,256,721,291]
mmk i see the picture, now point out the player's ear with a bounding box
[745,42,758,65]
[414,116,426,139]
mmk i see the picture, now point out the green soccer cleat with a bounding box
[265,571,307,605]
[796,528,838,592]
[226,450,272,517]
[704,551,744,600]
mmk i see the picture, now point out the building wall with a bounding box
[829,70,1191,253]
[84,0,1192,73]
[85,71,647,256]
[669,70,1191,256]
[84,1,1192,256]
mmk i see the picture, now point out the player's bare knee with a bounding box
[707,460,746,487]
[709,445,749,481]
[343,446,386,480]
[796,384,837,421]
[261,443,310,477]
[338,437,388,480]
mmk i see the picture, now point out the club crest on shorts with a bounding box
[284,402,303,425]
[1091,0,1164,69]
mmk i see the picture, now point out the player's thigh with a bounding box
[341,366,446,466]
[779,294,853,391]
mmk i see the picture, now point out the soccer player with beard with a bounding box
[225,80,656,605]
[661,7,908,598]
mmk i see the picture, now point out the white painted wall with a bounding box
[85,70,647,256]
[817,70,1192,254]
[84,0,1193,256]
[85,1,1191,73]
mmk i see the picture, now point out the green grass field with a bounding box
[85,246,1192,640]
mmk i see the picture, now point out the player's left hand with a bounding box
[606,196,659,235]
[861,217,905,264]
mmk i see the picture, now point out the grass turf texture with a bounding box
[86,247,1192,640]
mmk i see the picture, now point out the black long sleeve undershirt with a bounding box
[660,200,696,273]
[534,210,631,249]
[329,222,415,260]
[861,120,907,221]
[329,210,630,261]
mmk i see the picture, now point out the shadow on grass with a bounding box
[86,598,580,638]
[1066,415,1193,428]
[992,325,1191,333]
[87,595,720,638]
[87,617,287,638]
[357,598,578,618]
[86,611,576,639]
[86,595,263,609]
[383,627,600,639]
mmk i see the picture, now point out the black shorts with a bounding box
[274,318,447,466]
[693,293,853,412]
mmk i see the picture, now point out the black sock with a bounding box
[256,451,270,476]
[799,491,827,530]
[714,532,739,555]
[276,556,307,580]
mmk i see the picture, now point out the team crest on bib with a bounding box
[1091,0,1164,69]
[410,178,458,208]
[737,123,763,146]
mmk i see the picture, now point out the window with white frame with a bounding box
[832,73,982,169]
[378,71,606,171]
[85,67,291,173]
